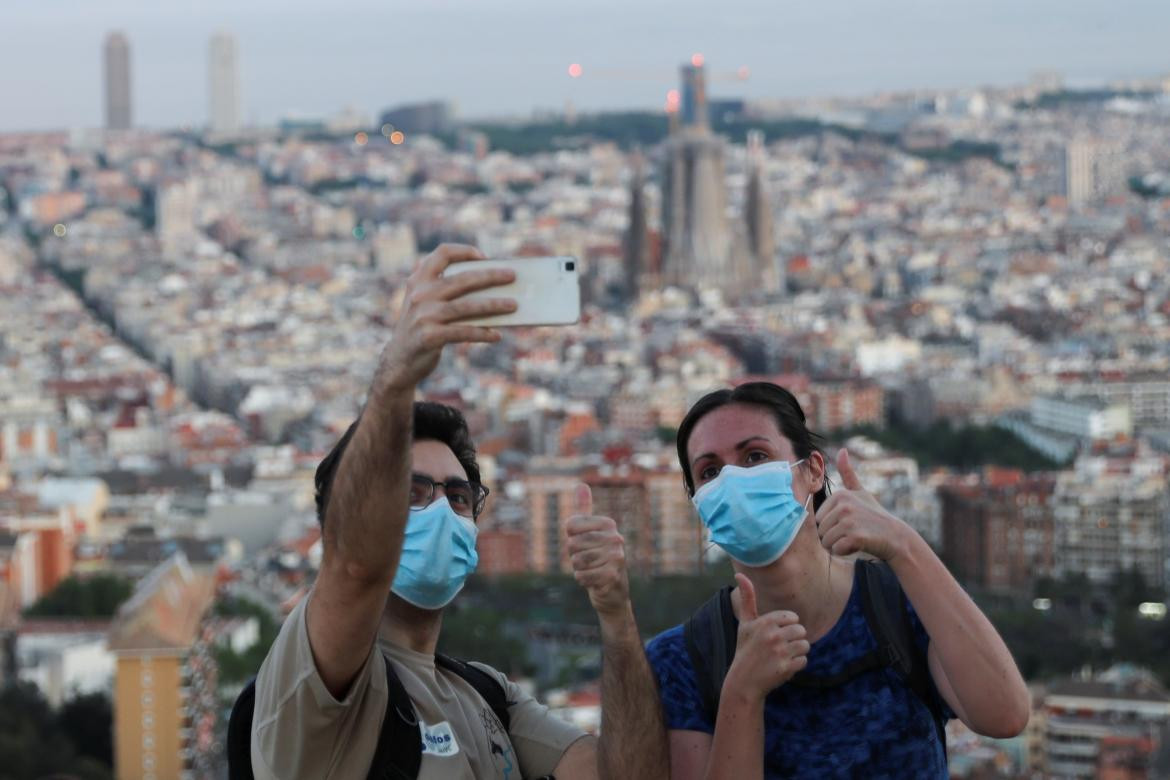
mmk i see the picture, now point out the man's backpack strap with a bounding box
[365,652,516,780]
[683,585,737,726]
[435,653,513,733]
[368,654,423,780]
[226,677,258,780]
[227,655,421,780]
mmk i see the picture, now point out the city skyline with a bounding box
[4,11,1170,773]
[3,0,1170,131]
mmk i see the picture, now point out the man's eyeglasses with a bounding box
[410,473,488,519]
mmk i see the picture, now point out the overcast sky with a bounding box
[2,0,1168,131]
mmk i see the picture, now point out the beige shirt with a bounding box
[251,594,588,779]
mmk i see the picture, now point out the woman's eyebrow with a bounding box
[691,437,773,468]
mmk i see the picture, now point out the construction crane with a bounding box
[567,54,750,85]
[564,54,749,117]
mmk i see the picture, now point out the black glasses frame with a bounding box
[409,473,489,519]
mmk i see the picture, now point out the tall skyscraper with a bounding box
[208,32,242,134]
[103,32,132,131]
[661,61,731,290]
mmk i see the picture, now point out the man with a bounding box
[250,245,669,779]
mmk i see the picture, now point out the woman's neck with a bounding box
[733,530,855,642]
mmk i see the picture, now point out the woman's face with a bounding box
[686,403,822,505]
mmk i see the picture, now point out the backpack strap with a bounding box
[435,653,513,733]
[683,585,737,726]
[369,652,516,780]
[854,559,947,753]
[786,646,896,689]
[227,654,423,780]
[785,560,905,690]
[226,678,258,780]
[367,654,422,780]
[683,564,947,756]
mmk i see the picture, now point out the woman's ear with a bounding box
[807,451,827,495]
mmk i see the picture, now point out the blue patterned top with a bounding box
[646,565,954,779]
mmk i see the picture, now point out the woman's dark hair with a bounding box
[314,401,482,528]
[676,382,831,509]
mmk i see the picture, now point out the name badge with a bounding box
[420,720,460,757]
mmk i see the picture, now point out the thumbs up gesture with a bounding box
[565,484,631,621]
[726,573,810,700]
[815,448,911,562]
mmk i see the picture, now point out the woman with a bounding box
[645,382,1029,779]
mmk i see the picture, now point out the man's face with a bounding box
[387,440,479,614]
[410,439,480,519]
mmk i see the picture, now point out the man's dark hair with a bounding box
[676,382,831,509]
[314,401,482,528]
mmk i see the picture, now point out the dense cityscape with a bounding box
[1,25,1170,780]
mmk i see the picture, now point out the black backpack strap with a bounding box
[367,654,423,780]
[787,647,894,689]
[228,655,424,780]
[683,586,737,726]
[226,678,258,780]
[435,653,512,733]
[781,560,912,690]
[855,559,948,753]
[681,565,947,751]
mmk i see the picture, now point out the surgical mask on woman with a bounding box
[692,460,811,567]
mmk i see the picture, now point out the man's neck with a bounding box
[733,535,855,642]
[379,595,444,655]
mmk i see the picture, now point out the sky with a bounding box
[2,0,1169,131]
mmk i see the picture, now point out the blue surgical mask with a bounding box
[692,460,811,567]
[391,497,479,610]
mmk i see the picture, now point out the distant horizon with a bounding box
[4,0,1170,132]
[3,69,1166,137]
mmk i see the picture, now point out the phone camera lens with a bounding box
[564,261,575,272]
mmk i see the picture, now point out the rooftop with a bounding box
[106,552,217,653]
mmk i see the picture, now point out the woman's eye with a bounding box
[699,465,720,482]
[746,451,770,464]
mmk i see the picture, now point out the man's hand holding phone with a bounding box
[374,244,518,396]
[442,255,580,327]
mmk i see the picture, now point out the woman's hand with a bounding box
[815,449,915,562]
[724,573,810,702]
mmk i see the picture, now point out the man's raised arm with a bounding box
[307,244,516,698]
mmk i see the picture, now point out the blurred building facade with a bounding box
[108,553,219,780]
[1041,666,1170,778]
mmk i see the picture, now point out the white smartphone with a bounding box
[443,256,581,327]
